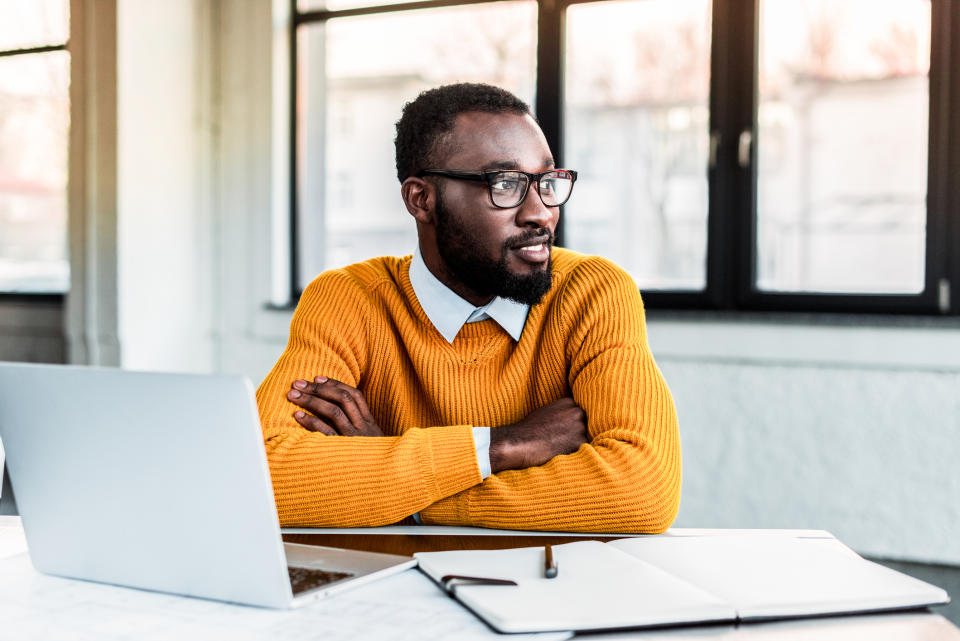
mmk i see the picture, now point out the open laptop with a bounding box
[0,362,415,608]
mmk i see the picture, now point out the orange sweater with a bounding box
[256,248,681,532]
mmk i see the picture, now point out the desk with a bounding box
[279,525,837,555]
[283,530,622,556]
[281,527,960,640]
[1,519,957,640]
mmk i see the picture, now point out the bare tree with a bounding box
[870,23,925,77]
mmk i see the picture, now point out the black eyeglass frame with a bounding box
[416,168,578,209]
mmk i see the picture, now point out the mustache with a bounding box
[504,229,554,250]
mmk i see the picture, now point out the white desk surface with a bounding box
[2,518,956,641]
[0,515,27,559]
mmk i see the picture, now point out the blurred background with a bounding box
[1,0,958,621]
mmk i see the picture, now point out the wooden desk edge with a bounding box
[281,532,624,556]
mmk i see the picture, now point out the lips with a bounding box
[515,242,547,253]
[511,234,552,251]
[510,236,552,263]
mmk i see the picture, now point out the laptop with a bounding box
[0,362,416,608]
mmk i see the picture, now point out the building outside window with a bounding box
[0,0,70,294]
[755,0,930,295]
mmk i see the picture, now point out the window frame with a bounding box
[290,0,960,316]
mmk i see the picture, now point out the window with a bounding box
[0,0,70,294]
[564,0,712,291]
[292,0,960,315]
[756,0,930,295]
[294,0,537,286]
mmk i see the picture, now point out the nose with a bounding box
[515,181,556,229]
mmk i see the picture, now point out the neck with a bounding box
[418,243,494,307]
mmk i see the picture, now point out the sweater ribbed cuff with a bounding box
[422,425,483,501]
[419,492,471,525]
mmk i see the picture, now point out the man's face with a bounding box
[428,111,560,306]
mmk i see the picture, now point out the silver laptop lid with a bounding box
[0,362,294,608]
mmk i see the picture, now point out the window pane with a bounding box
[0,50,69,293]
[296,2,536,286]
[0,0,68,51]
[756,0,930,294]
[563,0,711,291]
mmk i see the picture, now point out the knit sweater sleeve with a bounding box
[419,257,681,533]
[256,270,481,527]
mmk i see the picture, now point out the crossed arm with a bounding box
[286,376,589,474]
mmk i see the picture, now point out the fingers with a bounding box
[293,410,336,435]
[299,394,359,434]
[288,378,352,434]
[287,377,377,436]
[311,376,373,427]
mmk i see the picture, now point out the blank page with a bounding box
[416,541,735,633]
[609,535,949,619]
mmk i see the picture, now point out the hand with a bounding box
[490,398,589,473]
[287,377,385,437]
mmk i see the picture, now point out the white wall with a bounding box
[651,318,960,565]
[57,0,960,567]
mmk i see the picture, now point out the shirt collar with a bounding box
[409,248,530,344]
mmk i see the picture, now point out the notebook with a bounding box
[415,533,949,633]
[0,362,416,608]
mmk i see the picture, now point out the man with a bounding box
[256,83,680,532]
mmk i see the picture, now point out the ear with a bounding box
[401,177,436,225]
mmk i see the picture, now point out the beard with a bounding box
[434,192,554,306]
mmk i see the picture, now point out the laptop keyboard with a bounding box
[288,566,355,595]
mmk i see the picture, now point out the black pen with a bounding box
[544,544,558,579]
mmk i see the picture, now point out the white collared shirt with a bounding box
[408,248,532,482]
[408,248,530,344]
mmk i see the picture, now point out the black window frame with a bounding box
[291,0,960,316]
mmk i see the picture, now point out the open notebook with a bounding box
[415,533,949,633]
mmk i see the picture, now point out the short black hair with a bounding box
[394,83,531,183]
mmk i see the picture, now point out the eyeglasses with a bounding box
[417,168,578,209]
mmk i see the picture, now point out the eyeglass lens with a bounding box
[489,171,574,208]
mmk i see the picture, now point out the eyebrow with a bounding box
[483,158,556,171]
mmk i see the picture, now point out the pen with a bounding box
[544,544,558,579]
